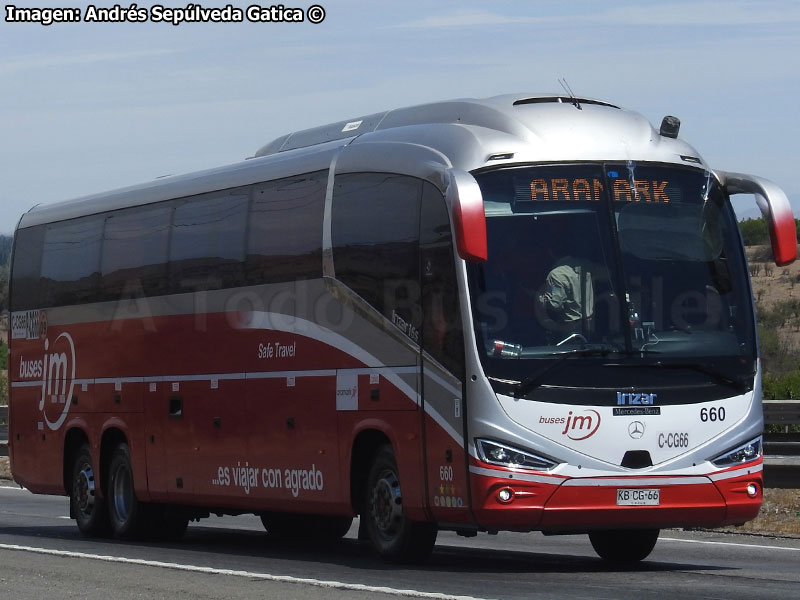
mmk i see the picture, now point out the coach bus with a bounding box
[8,93,796,563]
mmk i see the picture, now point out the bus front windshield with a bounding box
[468,163,756,396]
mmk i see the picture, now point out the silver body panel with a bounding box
[15,92,755,477]
[20,93,705,229]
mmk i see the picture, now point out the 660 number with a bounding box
[700,406,726,422]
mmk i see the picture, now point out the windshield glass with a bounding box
[468,163,755,394]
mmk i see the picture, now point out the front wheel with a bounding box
[589,528,660,563]
[363,445,437,563]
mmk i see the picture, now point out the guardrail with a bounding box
[1,405,7,457]
[763,399,800,429]
[762,400,800,488]
[763,399,800,454]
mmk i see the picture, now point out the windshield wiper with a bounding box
[513,345,617,398]
[615,362,751,393]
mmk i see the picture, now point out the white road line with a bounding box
[660,537,800,551]
[0,543,493,600]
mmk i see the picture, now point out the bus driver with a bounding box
[537,255,594,339]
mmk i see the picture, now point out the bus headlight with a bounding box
[711,436,762,467]
[476,439,559,471]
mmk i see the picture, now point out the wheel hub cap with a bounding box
[372,469,403,535]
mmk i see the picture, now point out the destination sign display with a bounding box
[528,178,671,203]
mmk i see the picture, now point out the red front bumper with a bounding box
[469,463,763,531]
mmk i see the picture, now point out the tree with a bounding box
[0,234,10,312]
[738,218,769,246]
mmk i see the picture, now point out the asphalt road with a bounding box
[1,482,799,599]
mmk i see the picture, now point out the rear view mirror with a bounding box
[718,171,797,266]
[446,169,487,262]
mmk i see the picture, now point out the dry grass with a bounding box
[748,246,800,311]
[748,246,800,361]
[722,488,800,536]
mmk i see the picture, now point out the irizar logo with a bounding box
[37,332,77,431]
[617,391,657,405]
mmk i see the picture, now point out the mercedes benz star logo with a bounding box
[628,421,645,439]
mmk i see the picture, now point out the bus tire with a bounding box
[70,443,110,537]
[364,445,437,563]
[149,505,189,541]
[589,528,659,563]
[107,443,147,539]
[260,513,353,540]
[312,515,354,539]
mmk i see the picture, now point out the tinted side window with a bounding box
[41,216,104,307]
[246,171,326,284]
[420,182,464,377]
[10,225,45,311]
[170,190,248,292]
[102,203,172,300]
[332,173,421,335]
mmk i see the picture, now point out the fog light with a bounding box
[497,488,514,503]
[746,483,758,498]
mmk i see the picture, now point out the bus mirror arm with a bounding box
[446,169,488,262]
[717,170,797,267]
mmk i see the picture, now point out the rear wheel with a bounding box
[363,445,437,563]
[107,443,148,539]
[70,443,110,537]
[149,505,189,541]
[589,528,660,563]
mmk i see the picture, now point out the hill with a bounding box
[747,245,800,397]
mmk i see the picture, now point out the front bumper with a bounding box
[469,462,763,531]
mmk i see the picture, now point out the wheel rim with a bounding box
[111,462,133,524]
[74,462,96,515]
[371,468,403,538]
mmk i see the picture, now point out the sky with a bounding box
[1,0,799,234]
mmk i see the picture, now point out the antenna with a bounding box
[558,78,582,110]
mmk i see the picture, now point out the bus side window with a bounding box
[10,225,45,311]
[169,190,248,293]
[420,182,465,378]
[101,203,172,300]
[40,216,104,308]
[332,173,422,335]
[246,170,326,284]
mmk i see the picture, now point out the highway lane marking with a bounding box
[661,537,800,551]
[0,543,493,600]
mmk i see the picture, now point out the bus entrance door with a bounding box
[419,181,471,524]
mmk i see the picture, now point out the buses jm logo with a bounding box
[38,332,77,431]
[561,409,601,441]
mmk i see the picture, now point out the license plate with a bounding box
[616,488,660,506]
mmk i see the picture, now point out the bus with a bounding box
[8,93,796,563]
